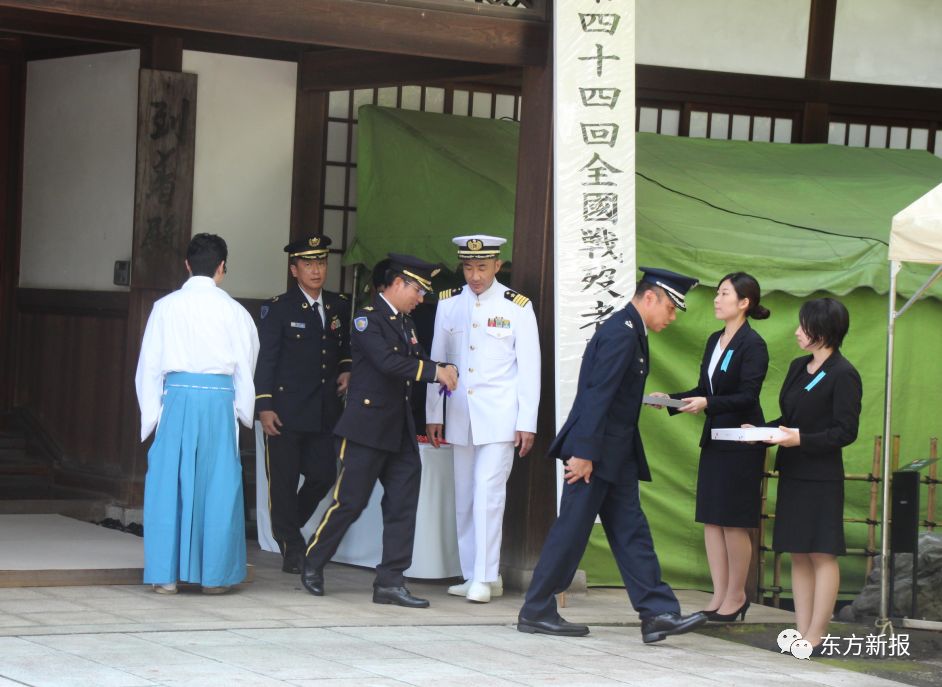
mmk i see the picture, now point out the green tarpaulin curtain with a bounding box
[355,105,942,594]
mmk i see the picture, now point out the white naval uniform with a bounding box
[426,279,540,582]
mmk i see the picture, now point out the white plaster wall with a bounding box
[20,50,138,291]
[183,51,297,299]
[636,0,810,77]
[831,0,942,88]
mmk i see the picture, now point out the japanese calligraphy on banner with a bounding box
[554,0,636,431]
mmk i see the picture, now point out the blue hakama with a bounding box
[143,372,246,587]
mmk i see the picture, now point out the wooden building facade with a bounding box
[0,0,939,581]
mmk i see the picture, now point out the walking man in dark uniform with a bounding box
[301,253,459,607]
[255,235,351,574]
[518,267,709,643]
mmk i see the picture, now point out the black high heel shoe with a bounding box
[709,599,749,622]
[701,608,720,620]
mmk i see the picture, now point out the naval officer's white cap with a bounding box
[453,234,506,259]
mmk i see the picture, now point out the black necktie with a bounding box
[312,302,323,331]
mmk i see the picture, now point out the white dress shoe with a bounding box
[448,580,472,596]
[153,582,177,595]
[490,574,504,598]
[467,581,491,603]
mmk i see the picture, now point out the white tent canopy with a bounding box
[889,181,942,263]
[881,180,942,627]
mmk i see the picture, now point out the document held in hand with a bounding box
[711,427,788,443]
[641,395,686,409]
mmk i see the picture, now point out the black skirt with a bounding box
[695,444,765,528]
[772,476,846,555]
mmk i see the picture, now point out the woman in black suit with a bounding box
[762,298,861,652]
[658,273,770,622]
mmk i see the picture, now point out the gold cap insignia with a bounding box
[308,237,321,247]
[466,239,483,251]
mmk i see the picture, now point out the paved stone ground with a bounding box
[0,547,910,687]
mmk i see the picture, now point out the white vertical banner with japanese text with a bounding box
[553,0,636,481]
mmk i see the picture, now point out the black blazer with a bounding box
[670,322,769,452]
[254,287,351,432]
[334,294,438,453]
[548,302,651,483]
[769,351,862,481]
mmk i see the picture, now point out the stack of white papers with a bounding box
[711,427,788,443]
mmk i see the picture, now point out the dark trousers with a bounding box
[265,429,336,556]
[304,432,421,587]
[521,463,680,621]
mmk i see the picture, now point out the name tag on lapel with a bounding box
[290,322,306,329]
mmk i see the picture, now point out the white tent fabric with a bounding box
[881,181,942,627]
[889,181,942,263]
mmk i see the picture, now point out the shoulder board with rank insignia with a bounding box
[438,286,463,300]
[338,294,349,300]
[362,306,374,312]
[504,289,530,308]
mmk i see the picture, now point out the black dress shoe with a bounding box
[301,565,324,596]
[517,614,590,637]
[282,551,303,574]
[641,611,708,644]
[372,585,430,608]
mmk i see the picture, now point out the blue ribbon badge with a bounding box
[720,349,734,372]
[805,370,826,391]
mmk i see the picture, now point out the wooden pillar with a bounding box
[290,56,328,242]
[502,51,555,589]
[801,0,836,143]
[0,55,25,414]
[118,38,193,506]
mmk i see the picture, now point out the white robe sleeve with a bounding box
[514,301,541,434]
[231,304,260,428]
[425,304,447,425]
[134,302,165,442]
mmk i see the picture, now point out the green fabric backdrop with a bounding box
[354,105,942,594]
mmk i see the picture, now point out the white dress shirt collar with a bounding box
[380,292,399,315]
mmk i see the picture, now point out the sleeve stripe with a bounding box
[415,360,424,381]
[339,358,352,363]
[256,394,273,399]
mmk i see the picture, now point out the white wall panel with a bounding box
[183,51,297,299]
[636,0,810,77]
[832,0,942,88]
[20,50,139,291]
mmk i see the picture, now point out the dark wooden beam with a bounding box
[290,69,328,240]
[16,288,129,316]
[0,57,25,413]
[637,64,942,119]
[805,0,836,80]
[139,33,181,71]
[502,50,555,588]
[299,49,518,92]
[0,0,548,66]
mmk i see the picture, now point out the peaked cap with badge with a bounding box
[285,234,331,260]
[453,234,506,260]
[387,252,441,292]
[638,266,699,311]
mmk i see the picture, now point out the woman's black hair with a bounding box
[799,297,850,349]
[718,272,770,320]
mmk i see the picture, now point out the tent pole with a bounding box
[895,264,942,319]
[879,260,902,626]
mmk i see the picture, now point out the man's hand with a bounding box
[767,426,800,447]
[647,391,669,410]
[435,363,458,391]
[679,396,707,414]
[515,431,535,457]
[427,423,444,448]
[564,456,593,484]
[336,372,351,396]
[260,410,283,437]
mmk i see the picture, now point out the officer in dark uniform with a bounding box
[301,253,459,607]
[518,267,709,644]
[254,235,351,574]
